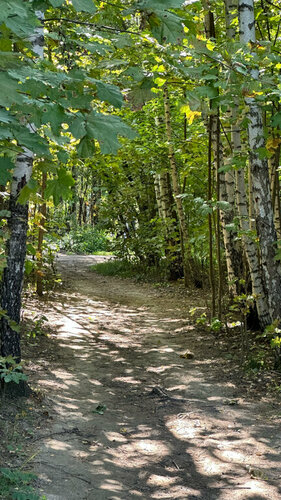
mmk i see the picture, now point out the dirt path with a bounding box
[25,254,281,499]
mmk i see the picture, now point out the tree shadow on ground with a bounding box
[22,272,281,500]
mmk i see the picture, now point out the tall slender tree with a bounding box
[238,0,281,324]
[0,10,44,360]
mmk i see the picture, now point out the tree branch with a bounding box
[44,17,140,36]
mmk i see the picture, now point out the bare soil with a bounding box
[21,254,281,499]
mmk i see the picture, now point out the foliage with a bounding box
[209,318,223,333]
[59,225,110,254]
[0,0,280,374]
[91,258,169,282]
[0,356,28,385]
[0,468,45,500]
[24,315,49,340]
[264,321,281,369]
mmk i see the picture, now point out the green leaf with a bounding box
[0,157,13,184]
[127,77,155,107]
[13,128,50,157]
[93,80,123,108]
[216,201,231,211]
[85,112,136,155]
[69,115,86,140]
[26,243,37,256]
[8,320,20,333]
[123,67,145,82]
[5,16,38,37]
[138,0,184,8]
[25,260,34,276]
[45,168,75,206]
[17,179,39,205]
[0,125,13,140]
[49,0,65,6]
[271,112,281,127]
[57,150,69,163]
[72,0,96,13]
[0,109,17,124]
[77,136,95,158]
[0,210,10,218]
[148,11,183,44]
[41,104,66,136]
[0,73,24,107]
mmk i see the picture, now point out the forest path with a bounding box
[27,254,281,500]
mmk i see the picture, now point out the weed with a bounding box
[25,315,48,339]
[209,318,223,333]
[0,356,28,385]
[0,468,45,500]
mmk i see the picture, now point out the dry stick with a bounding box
[31,427,95,442]
[33,461,91,484]
[44,17,140,36]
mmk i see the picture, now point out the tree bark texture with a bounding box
[1,11,44,359]
[239,0,281,323]
[163,85,190,286]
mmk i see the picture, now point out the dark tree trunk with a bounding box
[1,197,28,361]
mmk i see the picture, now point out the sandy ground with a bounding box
[24,254,281,500]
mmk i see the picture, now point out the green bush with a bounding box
[60,226,111,254]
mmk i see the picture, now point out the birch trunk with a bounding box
[269,149,281,238]
[222,0,246,295]
[0,11,44,360]
[205,5,244,299]
[238,0,281,323]
[154,174,163,220]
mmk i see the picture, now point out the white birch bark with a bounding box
[223,0,270,324]
[238,0,281,323]
[205,5,242,297]
[1,11,44,360]
[154,174,163,220]
[269,152,281,238]
[232,112,271,325]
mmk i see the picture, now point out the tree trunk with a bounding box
[208,116,216,317]
[36,171,47,297]
[163,84,190,286]
[269,147,281,238]
[0,11,44,360]
[239,0,281,323]
[225,0,270,324]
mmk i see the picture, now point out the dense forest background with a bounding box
[1,0,281,372]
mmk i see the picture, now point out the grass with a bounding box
[87,251,113,256]
[90,259,168,282]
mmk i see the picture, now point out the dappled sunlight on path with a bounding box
[24,255,281,500]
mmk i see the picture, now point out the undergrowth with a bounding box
[0,468,45,500]
[90,259,168,282]
[59,226,111,254]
